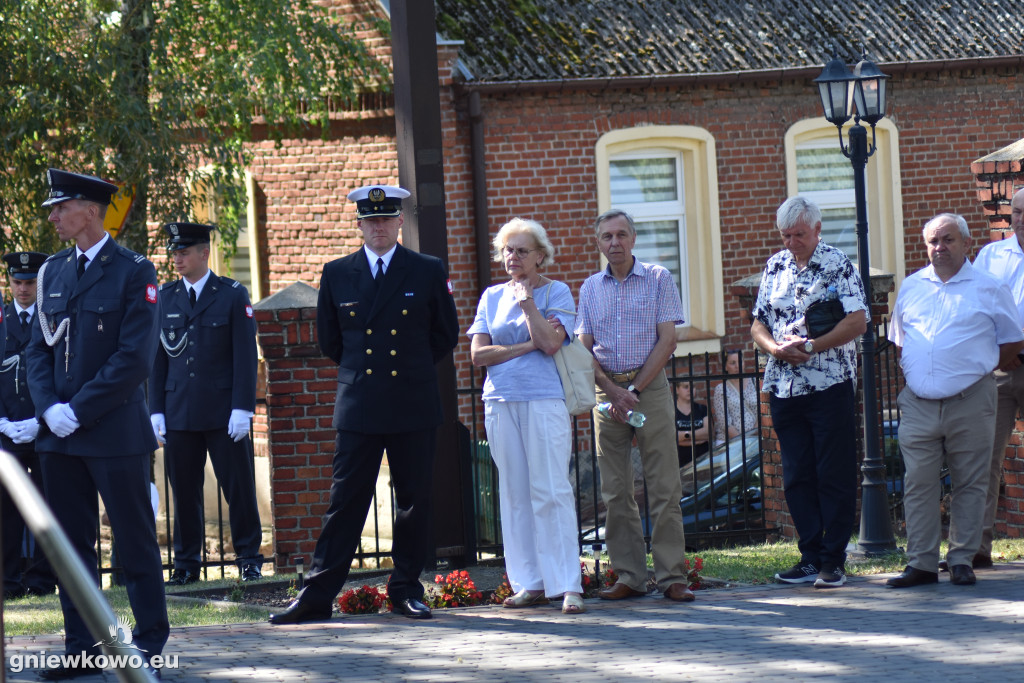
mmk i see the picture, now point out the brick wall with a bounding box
[252,283,336,571]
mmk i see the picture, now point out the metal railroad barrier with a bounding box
[0,448,156,683]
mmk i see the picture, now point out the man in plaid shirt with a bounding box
[576,209,695,603]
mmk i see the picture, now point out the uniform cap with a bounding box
[347,185,410,219]
[2,251,49,280]
[163,222,215,252]
[42,168,118,207]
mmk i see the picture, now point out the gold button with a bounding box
[391,329,397,335]
[366,369,373,375]
[366,349,372,355]
[390,350,396,356]
[349,311,356,317]
[391,370,397,376]
[366,329,372,334]
[402,310,408,315]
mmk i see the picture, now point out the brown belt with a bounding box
[603,367,641,383]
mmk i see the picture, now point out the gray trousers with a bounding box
[897,375,995,572]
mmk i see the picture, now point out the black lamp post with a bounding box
[814,51,897,555]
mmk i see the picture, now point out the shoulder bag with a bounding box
[544,286,597,416]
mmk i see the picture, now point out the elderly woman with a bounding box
[711,349,759,446]
[467,217,585,615]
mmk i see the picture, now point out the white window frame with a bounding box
[596,125,723,357]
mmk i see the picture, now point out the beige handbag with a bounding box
[545,287,596,416]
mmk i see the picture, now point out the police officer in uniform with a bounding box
[0,251,57,600]
[150,221,264,585]
[27,169,168,679]
[270,184,459,624]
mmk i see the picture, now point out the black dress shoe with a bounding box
[240,563,263,582]
[37,662,101,680]
[886,565,939,588]
[165,569,199,586]
[269,599,333,625]
[391,597,432,619]
[950,564,977,585]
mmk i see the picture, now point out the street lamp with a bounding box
[814,50,897,555]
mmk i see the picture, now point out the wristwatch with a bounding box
[628,384,641,396]
[803,340,814,353]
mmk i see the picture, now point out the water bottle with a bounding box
[597,402,646,428]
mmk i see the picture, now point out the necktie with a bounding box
[19,311,29,331]
[77,254,89,279]
[375,258,385,287]
[189,287,197,307]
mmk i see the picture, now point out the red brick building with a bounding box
[231,1,1024,565]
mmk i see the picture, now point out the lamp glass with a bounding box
[814,56,854,125]
[852,59,889,122]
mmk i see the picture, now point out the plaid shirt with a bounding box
[576,258,684,372]
[753,241,868,398]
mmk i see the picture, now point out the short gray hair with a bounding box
[776,196,822,232]
[492,217,555,264]
[594,209,637,238]
[923,213,970,239]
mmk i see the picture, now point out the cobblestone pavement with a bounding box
[6,563,1024,682]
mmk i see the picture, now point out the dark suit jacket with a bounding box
[27,239,160,456]
[0,303,29,452]
[316,244,458,434]
[150,273,258,431]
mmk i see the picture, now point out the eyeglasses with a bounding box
[503,246,537,259]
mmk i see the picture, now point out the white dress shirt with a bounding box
[889,260,1024,399]
[973,235,1024,319]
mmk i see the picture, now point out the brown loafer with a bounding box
[663,582,696,602]
[597,582,647,600]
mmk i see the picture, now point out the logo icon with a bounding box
[95,613,142,650]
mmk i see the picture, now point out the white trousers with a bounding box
[485,398,582,596]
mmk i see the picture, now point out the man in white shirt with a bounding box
[887,213,1024,588]
[971,187,1024,570]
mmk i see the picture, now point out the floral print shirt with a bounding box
[753,241,869,398]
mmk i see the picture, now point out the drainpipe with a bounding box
[469,91,491,293]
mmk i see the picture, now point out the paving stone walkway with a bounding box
[6,562,1024,681]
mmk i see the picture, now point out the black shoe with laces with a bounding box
[165,569,199,586]
[774,562,820,584]
[241,563,263,582]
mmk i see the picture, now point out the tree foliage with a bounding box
[0,0,390,256]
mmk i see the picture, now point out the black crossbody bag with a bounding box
[804,298,846,339]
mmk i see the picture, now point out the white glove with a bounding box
[228,409,252,443]
[0,418,17,439]
[43,403,80,438]
[11,418,39,444]
[150,413,167,445]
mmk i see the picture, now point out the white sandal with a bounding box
[503,589,549,608]
[562,593,586,614]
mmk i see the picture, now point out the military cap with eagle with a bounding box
[42,168,119,207]
[163,222,215,252]
[347,185,410,219]
[2,251,49,279]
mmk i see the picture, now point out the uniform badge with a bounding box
[146,284,158,303]
[447,279,453,295]
[368,187,386,204]
[169,223,179,236]
[245,305,253,318]
[168,331,176,341]
[19,253,29,265]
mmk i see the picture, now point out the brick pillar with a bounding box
[731,270,895,540]
[253,282,335,572]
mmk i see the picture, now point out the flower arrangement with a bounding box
[580,562,619,598]
[684,556,704,590]
[490,573,514,604]
[337,585,387,614]
[428,570,484,608]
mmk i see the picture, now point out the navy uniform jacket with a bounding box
[317,244,458,434]
[0,303,32,451]
[150,273,257,431]
[27,240,160,456]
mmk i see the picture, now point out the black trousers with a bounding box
[301,428,436,605]
[39,451,169,657]
[164,429,263,571]
[1,446,56,593]
[769,380,858,569]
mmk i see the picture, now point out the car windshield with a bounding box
[680,432,759,498]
